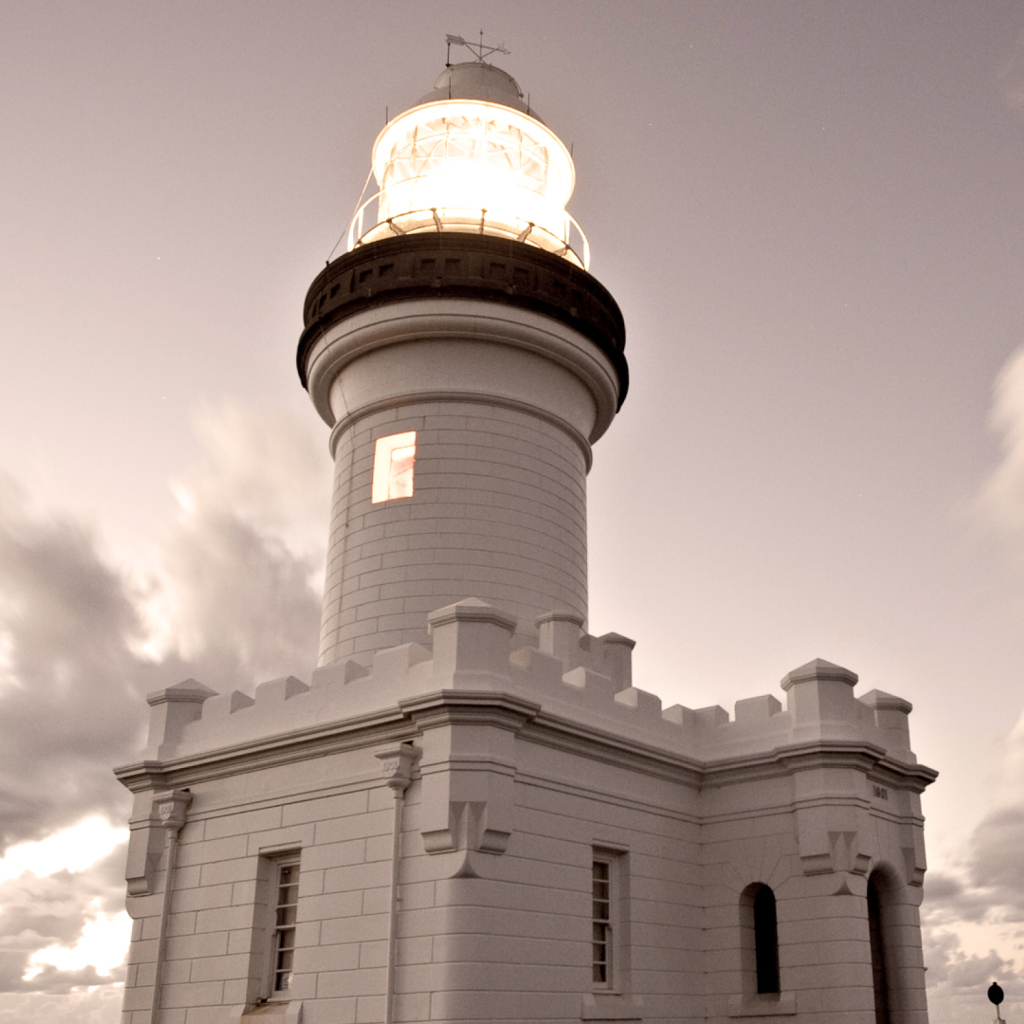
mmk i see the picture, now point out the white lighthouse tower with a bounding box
[117,47,936,1024]
[298,54,624,663]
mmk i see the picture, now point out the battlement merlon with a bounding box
[117,600,934,790]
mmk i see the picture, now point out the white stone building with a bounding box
[116,58,936,1024]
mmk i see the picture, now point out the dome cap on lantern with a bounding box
[416,61,538,118]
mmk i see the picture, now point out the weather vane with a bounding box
[445,31,510,66]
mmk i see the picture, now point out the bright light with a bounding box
[23,903,131,980]
[0,817,127,884]
[371,432,416,504]
[350,98,588,267]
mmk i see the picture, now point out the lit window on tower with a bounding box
[371,431,416,503]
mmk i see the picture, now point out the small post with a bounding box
[989,981,1005,1023]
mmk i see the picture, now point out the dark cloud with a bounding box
[923,726,1024,932]
[0,403,326,852]
[923,929,1012,990]
[0,490,157,850]
[923,872,992,926]
[922,716,1024,1019]
[923,928,1022,1024]
[0,402,328,1000]
[970,807,1024,920]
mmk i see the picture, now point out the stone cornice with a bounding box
[522,708,707,786]
[398,689,541,730]
[699,739,938,793]
[115,687,936,797]
[113,704,415,793]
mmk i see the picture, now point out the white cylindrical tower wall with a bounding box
[298,239,627,665]
[320,396,589,663]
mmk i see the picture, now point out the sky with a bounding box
[1,1,1023,1021]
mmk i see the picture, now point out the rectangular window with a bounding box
[592,858,612,986]
[591,847,629,995]
[268,856,300,996]
[371,431,416,503]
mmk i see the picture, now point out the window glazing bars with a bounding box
[592,859,611,985]
[273,861,300,992]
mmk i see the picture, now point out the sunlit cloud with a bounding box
[0,819,127,887]
[23,903,130,981]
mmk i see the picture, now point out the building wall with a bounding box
[118,619,933,1024]
[320,399,589,665]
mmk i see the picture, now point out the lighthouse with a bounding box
[297,55,625,663]
[117,47,936,1024]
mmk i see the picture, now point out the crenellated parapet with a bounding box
[115,596,936,1022]
[120,598,932,795]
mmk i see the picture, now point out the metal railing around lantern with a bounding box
[346,191,591,271]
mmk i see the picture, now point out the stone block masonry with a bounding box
[116,597,935,1024]
[116,61,934,1023]
[320,399,589,664]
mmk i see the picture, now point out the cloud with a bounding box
[147,399,329,682]
[923,926,1019,1024]
[950,707,1024,924]
[969,807,1024,921]
[923,706,1024,1018]
[999,29,1024,117]
[975,345,1024,555]
[0,483,162,851]
[0,400,329,1006]
[155,508,322,682]
[174,399,330,552]
[0,988,124,1024]
[0,842,128,994]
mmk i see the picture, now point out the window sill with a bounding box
[581,992,644,1021]
[237,1000,303,1022]
[727,993,796,1017]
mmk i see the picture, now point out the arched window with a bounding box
[867,871,892,1024]
[740,883,780,996]
[753,886,780,994]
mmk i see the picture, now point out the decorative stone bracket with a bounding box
[156,789,192,833]
[795,800,870,882]
[419,730,517,858]
[802,829,872,879]
[124,788,192,898]
[901,823,928,887]
[375,742,419,794]
[124,800,164,898]
[422,796,513,856]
